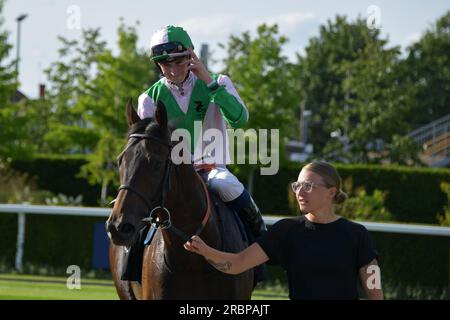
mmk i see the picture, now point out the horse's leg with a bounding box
[141,245,153,300]
[109,243,141,300]
[130,282,143,300]
[141,234,165,300]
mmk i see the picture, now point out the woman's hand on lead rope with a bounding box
[184,235,209,256]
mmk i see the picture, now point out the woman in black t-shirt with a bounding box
[184,161,384,300]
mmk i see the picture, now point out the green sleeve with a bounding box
[209,86,248,128]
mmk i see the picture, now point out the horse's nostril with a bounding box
[119,223,135,235]
[106,221,115,234]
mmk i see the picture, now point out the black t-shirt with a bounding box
[256,215,378,300]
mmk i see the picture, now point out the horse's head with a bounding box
[106,99,172,246]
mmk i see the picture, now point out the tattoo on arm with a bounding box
[207,259,232,272]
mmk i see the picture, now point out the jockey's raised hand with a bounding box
[186,48,213,85]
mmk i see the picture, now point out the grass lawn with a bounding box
[0,274,288,300]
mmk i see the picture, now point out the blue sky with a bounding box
[3,0,450,98]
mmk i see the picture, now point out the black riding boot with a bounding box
[235,195,267,241]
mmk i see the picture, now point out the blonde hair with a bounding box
[303,161,348,204]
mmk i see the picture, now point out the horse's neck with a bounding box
[162,164,222,271]
[173,164,206,214]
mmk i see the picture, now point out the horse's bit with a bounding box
[116,133,211,243]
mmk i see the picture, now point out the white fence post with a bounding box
[15,212,26,271]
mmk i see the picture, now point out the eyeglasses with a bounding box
[291,181,327,193]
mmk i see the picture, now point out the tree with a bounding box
[42,21,158,204]
[297,15,419,164]
[221,24,299,137]
[0,0,15,103]
[80,22,157,137]
[0,0,31,162]
[297,16,386,157]
[43,28,107,154]
[405,10,450,128]
[220,24,299,183]
[325,41,420,164]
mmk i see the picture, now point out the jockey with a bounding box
[137,25,266,242]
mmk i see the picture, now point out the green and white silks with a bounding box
[137,72,249,165]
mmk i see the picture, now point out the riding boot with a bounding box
[228,190,267,241]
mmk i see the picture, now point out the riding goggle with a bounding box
[151,42,190,62]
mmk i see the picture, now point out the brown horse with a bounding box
[106,100,254,299]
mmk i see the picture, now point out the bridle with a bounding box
[116,133,211,243]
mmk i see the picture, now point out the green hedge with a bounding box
[372,232,449,288]
[0,213,18,267]
[22,214,105,270]
[337,165,449,224]
[0,214,104,271]
[11,154,101,206]
[249,163,450,224]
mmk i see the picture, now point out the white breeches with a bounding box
[203,167,244,202]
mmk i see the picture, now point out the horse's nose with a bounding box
[106,219,118,236]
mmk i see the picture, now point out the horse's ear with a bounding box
[126,98,140,127]
[155,100,168,128]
